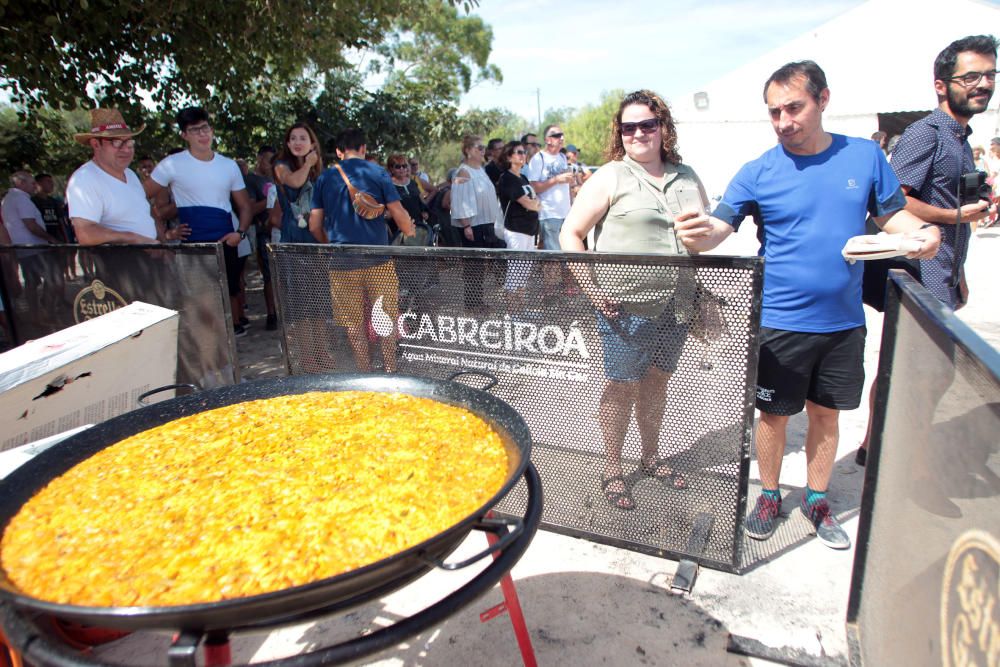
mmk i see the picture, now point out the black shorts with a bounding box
[256,232,272,283]
[755,326,866,415]
[222,244,244,297]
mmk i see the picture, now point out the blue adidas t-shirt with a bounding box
[312,158,400,246]
[712,134,906,333]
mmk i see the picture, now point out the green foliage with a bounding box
[539,106,574,135]
[562,89,623,166]
[0,0,494,172]
[457,108,529,142]
[0,107,91,181]
[0,0,402,115]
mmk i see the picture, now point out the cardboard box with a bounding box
[0,302,179,452]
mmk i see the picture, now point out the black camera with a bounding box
[959,171,992,205]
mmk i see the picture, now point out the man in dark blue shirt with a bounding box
[890,34,997,309]
[674,61,940,551]
[308,128,414,372]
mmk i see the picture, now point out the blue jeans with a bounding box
[539,217,564,250]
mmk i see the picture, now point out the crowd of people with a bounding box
[0,31,997,553]
[0,108,597,338]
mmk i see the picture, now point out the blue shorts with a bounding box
[596,309,688,382]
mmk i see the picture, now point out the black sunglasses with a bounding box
[547,132,564,139]
[390,163,409,170]
[512,149,526,155]
[620,118,659,136]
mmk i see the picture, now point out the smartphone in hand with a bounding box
[675,188,706,215]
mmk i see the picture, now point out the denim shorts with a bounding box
[596,308,688,382]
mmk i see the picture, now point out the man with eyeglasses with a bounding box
[67,108,173,245]
[525,125,575,249]
[889,34,997,310]
[144,106,255,336]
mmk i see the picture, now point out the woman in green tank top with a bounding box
[560,90,715,511]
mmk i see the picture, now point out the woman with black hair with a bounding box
[497,140,540,309]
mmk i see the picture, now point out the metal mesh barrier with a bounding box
[847,272,1000,665]
[0,244,238,388]
[271,245,763,571]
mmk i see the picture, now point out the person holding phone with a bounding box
[560,89,710,511]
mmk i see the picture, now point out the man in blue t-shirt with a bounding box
[672,61,941,550]
[307,128,414,372]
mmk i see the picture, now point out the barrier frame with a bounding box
[269,243,764,572]
[845,270,1000,663]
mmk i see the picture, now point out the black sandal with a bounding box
[600,475,636,510]
[640,458,688,490]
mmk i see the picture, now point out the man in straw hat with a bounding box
[67,108,187,245]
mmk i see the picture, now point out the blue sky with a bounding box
[460,0,867,122]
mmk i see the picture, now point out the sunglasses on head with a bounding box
[620,118,659,136]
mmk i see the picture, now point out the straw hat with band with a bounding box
[73,108,145,146]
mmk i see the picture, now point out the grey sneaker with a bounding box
[744,494,781,540]
[801,497,851,550]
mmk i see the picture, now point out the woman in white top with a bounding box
[450,134,503,248]
[450,134,504,311]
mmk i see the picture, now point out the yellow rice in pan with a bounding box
[0,391,509,607]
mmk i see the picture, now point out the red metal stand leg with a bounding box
[203,633,232,666]
[485,511,537,667]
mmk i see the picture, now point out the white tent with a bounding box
[673,0,1000,199]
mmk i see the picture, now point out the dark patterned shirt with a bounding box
[890,108,975,308]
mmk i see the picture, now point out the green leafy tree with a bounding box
[539,106,574,134]
[0,107,92,181]
[0,1,496,165]
[0,0,404,114]
[562,89,623,166]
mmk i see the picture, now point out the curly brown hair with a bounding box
[605,90,682,165]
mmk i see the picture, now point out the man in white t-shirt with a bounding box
[2,170,59,304]
[525,124,575,249]
[2,171,55,246]
[67,108,183,245]
[144,106,254,335]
